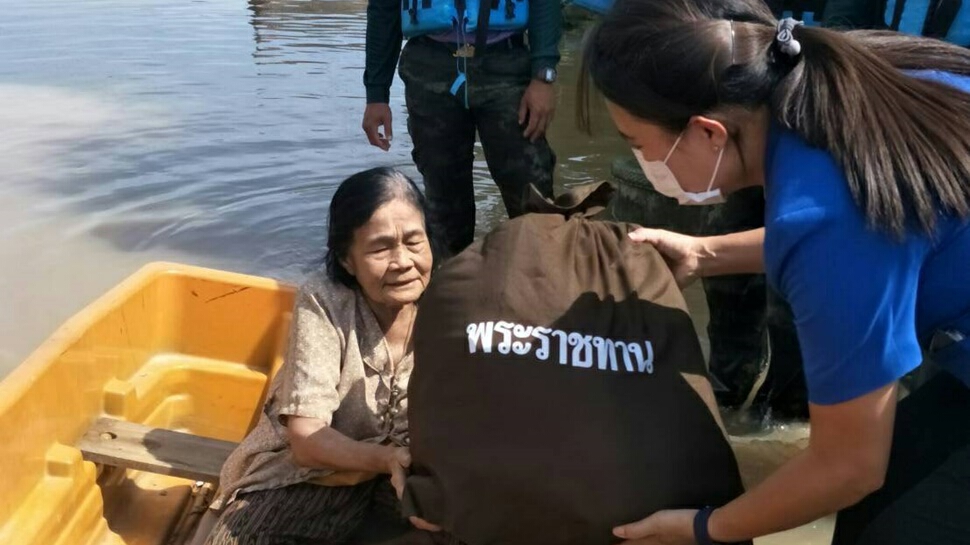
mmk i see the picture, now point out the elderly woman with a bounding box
[204,167,435,545]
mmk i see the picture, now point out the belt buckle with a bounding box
[453,44,475,58]
[930,329,966,353]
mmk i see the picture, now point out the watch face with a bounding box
[542,68,557,83]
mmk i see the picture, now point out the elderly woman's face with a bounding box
[341,198,433,309]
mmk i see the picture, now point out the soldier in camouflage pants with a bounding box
[397,37,557,255]
[362,0,562,257]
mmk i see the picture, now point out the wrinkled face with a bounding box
[606,100,750,196]
[340,198,433,310]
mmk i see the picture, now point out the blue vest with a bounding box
[884,0,970,45]
[569,0,612,14]
[401,0,529,39]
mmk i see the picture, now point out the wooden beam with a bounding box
[77,418,237,483]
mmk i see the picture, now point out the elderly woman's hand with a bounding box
[409,516,444,532]
[385,446,411,499]
[385,447,445,532]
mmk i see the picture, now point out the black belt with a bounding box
[414,33,525,53]
[926,310,970,388]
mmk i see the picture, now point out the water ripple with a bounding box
[0,0,621,282]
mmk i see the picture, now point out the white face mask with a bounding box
[632,133,726,206]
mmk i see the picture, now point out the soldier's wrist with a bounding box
[365,86,391,104]
[533,66,557,84]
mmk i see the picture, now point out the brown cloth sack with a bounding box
[402,183,748,545]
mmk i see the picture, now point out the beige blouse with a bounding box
[211,270,413,509]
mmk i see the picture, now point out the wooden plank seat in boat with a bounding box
[77,417,237,483]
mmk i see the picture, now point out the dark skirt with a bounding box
[204,477,434,545]
[832,370,970,545]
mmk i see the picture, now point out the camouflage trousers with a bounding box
[695,186,808,420]
[610,157,808,421]
[398,36,556,256]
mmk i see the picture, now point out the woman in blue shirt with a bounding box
[577,0,970,543]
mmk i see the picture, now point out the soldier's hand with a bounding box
[518,80,556,142]
[362,103,393,151]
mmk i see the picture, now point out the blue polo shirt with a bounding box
[764,72,970,405]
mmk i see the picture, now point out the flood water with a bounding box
[0,0,622,375]
[0,1,830,542]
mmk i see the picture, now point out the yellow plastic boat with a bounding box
[0,262,295,545]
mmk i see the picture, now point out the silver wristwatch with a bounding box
[535,67,557,83]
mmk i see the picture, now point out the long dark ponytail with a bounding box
[578,0,970,235]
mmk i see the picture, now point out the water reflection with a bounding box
[250,0,368,57]
[3,0,627,284]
